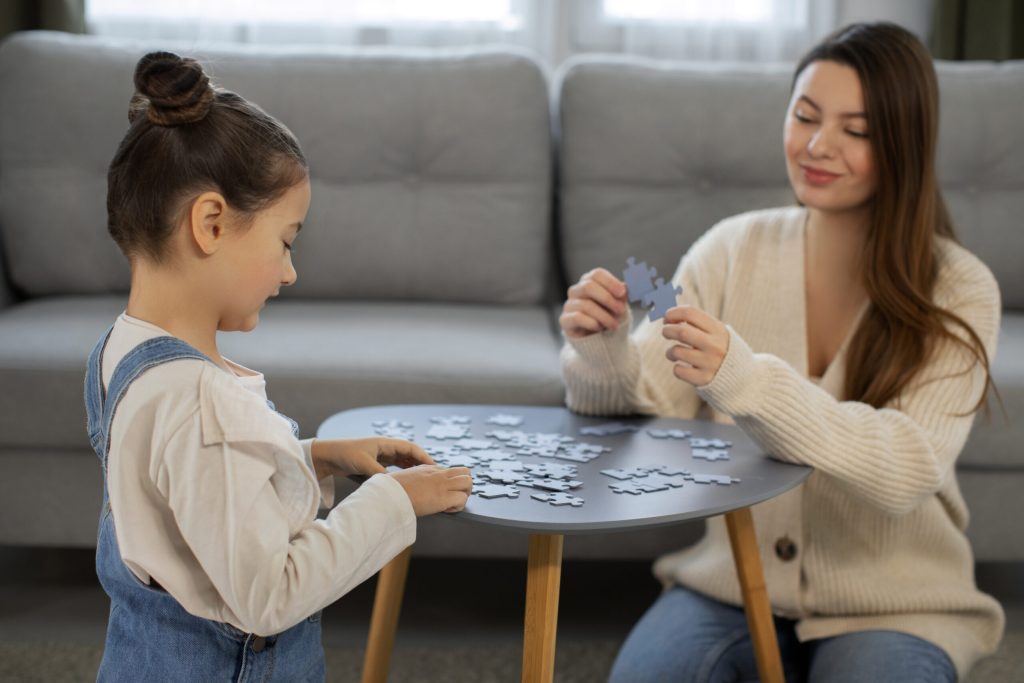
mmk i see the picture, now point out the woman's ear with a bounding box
[189,191,229,255]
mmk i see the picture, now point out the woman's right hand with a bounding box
[389,465,472,516]
[559,268,629,339]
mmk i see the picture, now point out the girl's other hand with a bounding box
[311,437,434,480]
[390,465,473,515]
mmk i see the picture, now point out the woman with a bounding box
[560,22,1003,682]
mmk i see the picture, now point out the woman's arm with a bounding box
[665,260,1000,515]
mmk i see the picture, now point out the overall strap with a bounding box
[85,325,115,458]
[97,336,214,472]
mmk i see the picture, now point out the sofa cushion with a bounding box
[0,297,564,451]
[960,312,1024,470]
[0,31,552,305]
[555,56,1024,309]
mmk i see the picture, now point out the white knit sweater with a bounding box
[561,206,1004,678]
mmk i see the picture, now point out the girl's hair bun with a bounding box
[129,51,215,126]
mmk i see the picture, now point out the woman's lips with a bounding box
[800,165,841,186]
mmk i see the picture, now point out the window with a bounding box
[602,0,808,27]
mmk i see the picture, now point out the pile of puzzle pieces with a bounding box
[370,414,741,507]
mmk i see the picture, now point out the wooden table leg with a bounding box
[725,507,785,683]
[361,546,413,683]
[522,533,564,683]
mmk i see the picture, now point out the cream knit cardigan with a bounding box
[561,206,1004,678]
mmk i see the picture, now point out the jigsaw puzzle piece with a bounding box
[477,469,530,485]
[472,483,520,499]
[580,422,639,437]
[644,474,684,489]
[426,424,471,440]
[650,465,692,478]
[689,438,732,449]
[623,256,658,304]
[523,463,578,480]
[640,277,683,321]
[599,467,652,480]
[687,473,741,486]
[520,478,583,492]
[486,414,524,427]
[647,428,692,440]
[430,415,471,425]
[609,480,670,494]
[530,492,584,507]
[692,448,730,462]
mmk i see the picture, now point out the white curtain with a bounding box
[86,0,935,69]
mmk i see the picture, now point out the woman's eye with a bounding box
[846,130,869,139]
[794,112,815,123]
[283,242,293,252]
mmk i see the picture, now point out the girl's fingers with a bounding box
[587,268,628,302]
[559,310,604,337]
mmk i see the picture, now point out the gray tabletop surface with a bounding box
[317,404,812,535]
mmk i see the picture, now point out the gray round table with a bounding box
[318,404,812,683]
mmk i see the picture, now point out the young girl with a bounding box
[560,23,1004,682]
[86,51,472,681]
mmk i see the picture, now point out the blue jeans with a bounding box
[609,586,956,683]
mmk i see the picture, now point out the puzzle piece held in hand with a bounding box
[623,257,658,304]
[692,448,730,462]
[640,277,683,321]
[486,414,524,427]
[647,429,692,440]
[580,422,639,437]
[472,483,520,499]
[530,491,584,507]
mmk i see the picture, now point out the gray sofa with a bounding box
[0,31,1020,563]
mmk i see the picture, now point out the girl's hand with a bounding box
[311,437,435,480]
[390,465,473,515]
[559,268,629,339]
[661,305,730,387]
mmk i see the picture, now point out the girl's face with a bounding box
[217,177,310,332]
[784,60,877,215]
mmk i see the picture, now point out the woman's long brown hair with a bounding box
[794,23,995,412]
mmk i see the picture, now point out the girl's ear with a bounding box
[189,191,229,255]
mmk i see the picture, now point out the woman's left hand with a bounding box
[311,437,435,480]
[661,305,731,387]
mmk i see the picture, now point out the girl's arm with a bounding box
[156,375,417,636]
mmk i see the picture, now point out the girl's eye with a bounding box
[283,242,293,252]
[794,112,815,124]
[846,130,869,139]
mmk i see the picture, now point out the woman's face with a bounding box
[784,60,877,215]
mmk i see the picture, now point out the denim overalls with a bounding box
[85,327,325,682]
